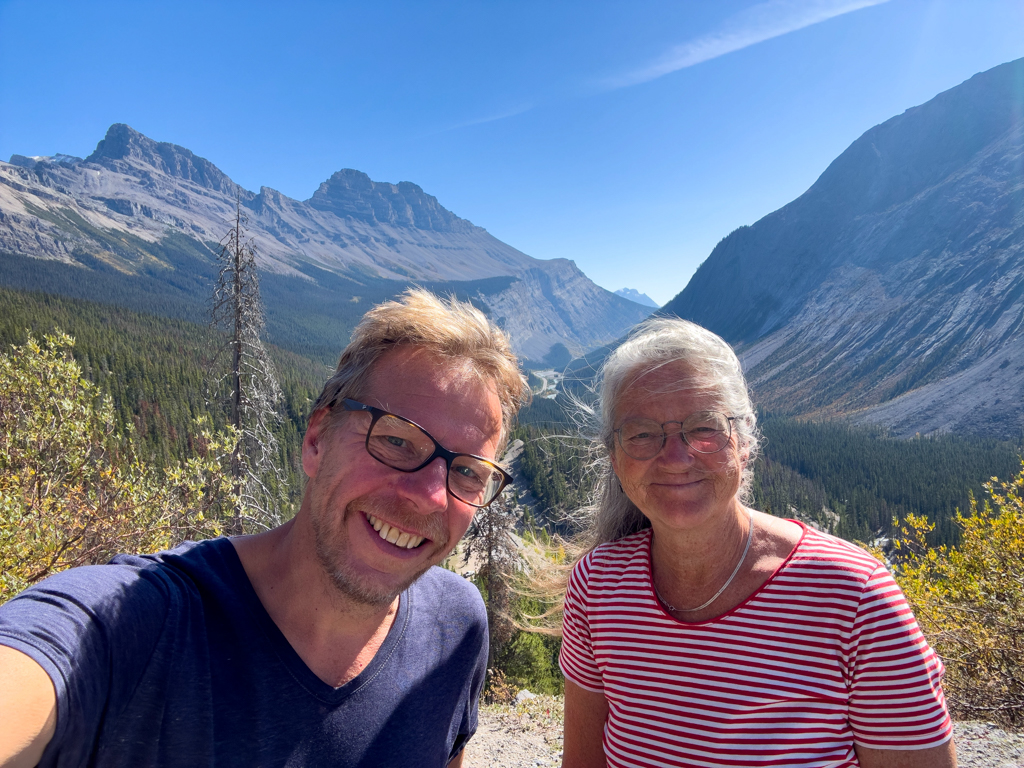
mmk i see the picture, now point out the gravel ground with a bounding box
[466,698,1024,767]
[467,696,563,768]
[954,722,1024,768]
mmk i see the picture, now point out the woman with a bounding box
[559,317,955,768]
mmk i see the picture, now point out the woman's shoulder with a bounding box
[785,522,887,581]
[572,529,651,578]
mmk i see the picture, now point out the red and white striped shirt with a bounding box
[559,523,952,767]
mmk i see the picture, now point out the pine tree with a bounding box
[210,201,286,533]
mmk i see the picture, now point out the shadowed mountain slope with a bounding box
[661,57,1024,438]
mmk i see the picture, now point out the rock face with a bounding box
[0,124,651,359]
[661,58,1024,438]
[308,169,474,233]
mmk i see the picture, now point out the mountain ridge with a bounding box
[0,124,653,360]
[661,57,1024,438]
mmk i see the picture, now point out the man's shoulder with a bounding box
[403,568,488,673]
[414,567,485,608]
[410,567,487,626]
[108,537,236,580]
[1,538,238,625]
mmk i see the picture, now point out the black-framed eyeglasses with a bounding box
[334,398,512,507]
[615,411,739,460]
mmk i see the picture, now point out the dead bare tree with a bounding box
[463,446,523,665]
[209,200,286,533]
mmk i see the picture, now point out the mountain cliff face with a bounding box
[661,58,1024,438]
[0,124,651,360]
[307,169,474,233]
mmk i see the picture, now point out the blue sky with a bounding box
[2,0,1023,305]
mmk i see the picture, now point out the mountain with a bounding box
[661,57,1024,439]
[0,124,652,361]
[614,288,659,308]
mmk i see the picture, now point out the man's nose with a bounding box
[397,456,451,512]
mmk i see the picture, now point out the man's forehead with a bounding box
[364,347,502,436]
[367,346,481,388]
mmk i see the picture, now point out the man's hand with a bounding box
[0,645,56,768]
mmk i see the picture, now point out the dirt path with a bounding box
[467,698,1023,768]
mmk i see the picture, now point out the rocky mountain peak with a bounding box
[0,125,653,362]
[806,57,1024,221]
[307,168,474,233]
[85,123,238,194]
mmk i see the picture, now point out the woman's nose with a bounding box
[660,428,697,463]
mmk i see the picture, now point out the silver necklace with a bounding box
[654,508,755,613]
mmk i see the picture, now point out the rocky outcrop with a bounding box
[308,169,475,233]
[85,124,240,195]
[0,124,652,359]
[661,57,1024,438]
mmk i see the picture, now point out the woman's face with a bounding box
[610,363,747,533]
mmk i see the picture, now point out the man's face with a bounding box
[301,346,503,607]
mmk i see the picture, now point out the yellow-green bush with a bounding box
[0,332,237,602]
[893,463,1024,726]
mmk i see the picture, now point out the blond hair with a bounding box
[312,288,529,449]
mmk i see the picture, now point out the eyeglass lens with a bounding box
[367,413,505,506]
[617,411,732,459]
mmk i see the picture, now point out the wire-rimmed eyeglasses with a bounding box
[615,411,739,460]
[333,398,512,507]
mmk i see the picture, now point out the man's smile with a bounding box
[364,513,427,550]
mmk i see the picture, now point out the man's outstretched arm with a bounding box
[0,645,56,768]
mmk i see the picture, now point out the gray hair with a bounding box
[579,316,759,547]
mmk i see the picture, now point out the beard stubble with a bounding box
[311,491,451,608]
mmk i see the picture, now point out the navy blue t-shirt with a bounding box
[0,538,488,767]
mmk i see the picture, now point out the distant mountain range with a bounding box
[615,288,659,308]
[0,124,652,362]
[662,57,1024,439]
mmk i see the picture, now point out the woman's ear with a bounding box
[738,433,751,467]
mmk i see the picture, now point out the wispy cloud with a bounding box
[603,0,891,90]
[434,103,535,134]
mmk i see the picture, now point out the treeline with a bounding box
[0,286,329,507]
[1,332,237,601]
[1,246,518,366]
[510,400,1022,548]
[755,413,1023,546]
[515,426,589,530]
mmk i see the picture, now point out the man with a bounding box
[0,289,530,768]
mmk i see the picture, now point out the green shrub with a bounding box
[0,332,237,602]
[893,463,1024,726]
